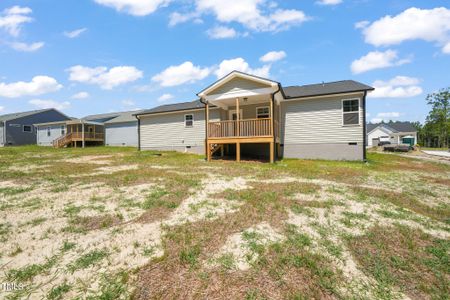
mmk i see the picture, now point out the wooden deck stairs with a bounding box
[53,133,73,148]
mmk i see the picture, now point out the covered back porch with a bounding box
[199,71,283,163]
[53,120,104,148]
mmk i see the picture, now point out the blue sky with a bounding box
[0,0,449,123]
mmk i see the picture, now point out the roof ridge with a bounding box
[285,80,354,88]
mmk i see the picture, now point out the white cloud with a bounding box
[29,99,71,110]
[9,41,44,52]
[260,50,286,63]
[351,50,411,74]
[169,12,201,27]
[64,28,87,38]
[0,6,33,37]
[371,112,401,123]
[377,112,401,118]
[0,106,4,112]
[171,0,310,33]
[354,20,369,29]
[370,118,383,123]
[443,42,450,54]
[71,92,90,99]
[215,57,270,79]
[206,26,238,39]
[361,7,450,54]
[94,0,171,16]
[152,61,211,87]
[0,76,63,98]
[158,93,174,102]
[369,76,423,98]
[316,0,342,6]
[68,65,143,89]
[122,99,135,106]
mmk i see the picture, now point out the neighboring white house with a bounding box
[135,71,375,161]
[35,110,141,147]
[367,122,418,147]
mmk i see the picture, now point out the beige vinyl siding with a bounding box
[140,109,220,150]
[208,77,271,95]
[224,103,271,120]
[281,94,364,145]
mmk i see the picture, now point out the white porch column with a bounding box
[82,123,85,148]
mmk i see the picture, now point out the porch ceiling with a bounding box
[210,93,272,108]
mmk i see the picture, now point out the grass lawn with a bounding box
[0,146,449,299]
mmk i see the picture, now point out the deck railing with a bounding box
[208,118,273,138]
[52,132,104,148]
[70,132,104,140]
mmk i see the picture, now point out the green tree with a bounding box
[425,88,450,148]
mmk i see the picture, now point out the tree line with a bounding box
[413,88,450,148]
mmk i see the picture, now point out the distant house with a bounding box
[0,108,70,147]
[135,71,374,162]
[35,110,140,147]
[367,122,418,147]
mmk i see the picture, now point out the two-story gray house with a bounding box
[135,71,374,162]
[0,108,70,147]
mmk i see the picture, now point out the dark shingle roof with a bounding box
[0,108,53,122]
[83,112,122,122]
[367,122,417,133]
[282,80,374,99]
[104,110,143,124]
[136,80,374,116]
[135,100,205,116]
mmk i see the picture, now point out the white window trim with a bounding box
[184,114,194,127]
[23,125,33,133]
[342,98,360,127]
[256,106,270,119]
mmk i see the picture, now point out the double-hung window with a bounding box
[61,125,65,135]
[47,127,51,137]
[342,99,360,126]
[256,106,270,119]
[185,114,193,127]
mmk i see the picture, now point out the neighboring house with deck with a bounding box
[0,109,70,147]
[135,71,374,162]
[35,110,141,147]
[367,122,418,147]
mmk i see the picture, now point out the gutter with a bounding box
[1,121,5,145]
[199,98,208,160]
[271,84,282,162]
[362,91,368,162]
[137,116,141,151]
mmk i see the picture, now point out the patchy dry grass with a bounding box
[0,146,449,299]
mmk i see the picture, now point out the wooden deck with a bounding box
[53,132,104,148]
[206,118,277,162]
[205,97,279,163]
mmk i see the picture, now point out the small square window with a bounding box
[256,106,270,119]
[343,99,359,112]
[185,114,193,127]
[23,125,32,133]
